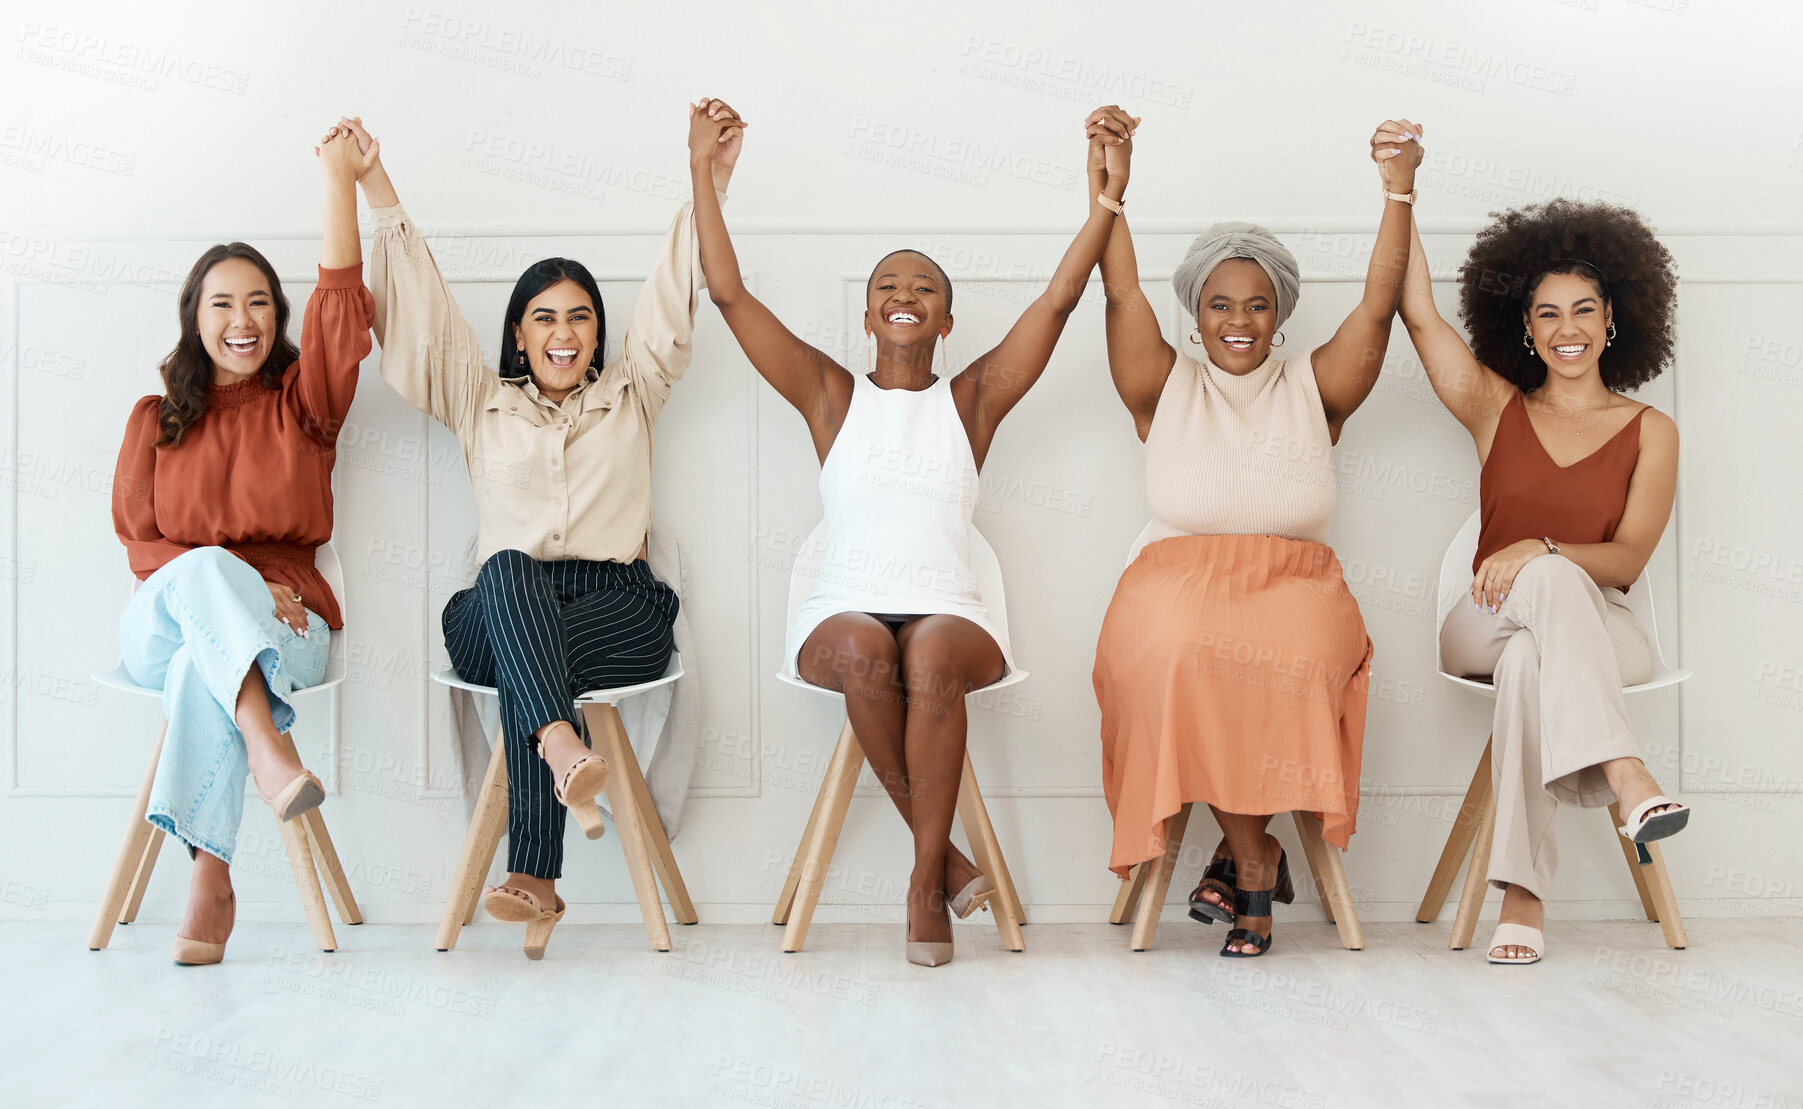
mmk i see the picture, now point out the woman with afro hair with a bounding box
[1398,180,1688,966]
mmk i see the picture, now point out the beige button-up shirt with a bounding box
[368,197,718,565]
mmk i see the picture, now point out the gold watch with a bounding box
[1540,537,1559,555]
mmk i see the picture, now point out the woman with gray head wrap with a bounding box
[1087,108,1424,959]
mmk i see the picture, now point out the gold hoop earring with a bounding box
[1522,329,1535,352]
[1271,331,1285,348]
[1606,322,1617,348]
[1189,328,1203,345]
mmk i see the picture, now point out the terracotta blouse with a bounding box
[1475,390,1647,579]
[112,264,375,629]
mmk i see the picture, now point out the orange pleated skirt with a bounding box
[1093,534,1373,877]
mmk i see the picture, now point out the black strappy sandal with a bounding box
[1187,855,1237,925]
[1219,848,1294,959]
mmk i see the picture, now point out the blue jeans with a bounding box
[120,547,329,863]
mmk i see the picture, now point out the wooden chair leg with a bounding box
[1450,795,1495,950]
[278,814,337,952]
[1293,811,1364,950]
[1109,863,1146,926]
[436,730,509,951]
[593,706,673,953]
[1641,840,1689,949]
[1418,741,1494,923]
[783,720,864,954]
[957,752,1025,952]
[301,808,362,925]
[119,828,165,926]
[1129,803,1191,952]
[594,703,698,925]
[91,724,166,951]
[1607,800,1662,921]
[1292,812,1336,924]
[774,752,835,926]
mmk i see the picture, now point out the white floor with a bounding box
[11,915,1802,1108]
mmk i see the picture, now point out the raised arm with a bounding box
[952,105,1138,457]
[687,99,849,455]
[336,117,487,435]
[1396,182,1514,444]
[289,129,376,445]
[1092,112,1173,440]
[1310,120,1423,441]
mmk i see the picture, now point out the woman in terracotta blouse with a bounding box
[110,129,375,966]
[1398,178,1688,966]
[330,108,738,958]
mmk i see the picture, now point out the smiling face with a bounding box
[512,279,599,396]
[865,251,952,356]
[1523,270,1612,386]
[198,257,278,383]
[1194,258,1278,374]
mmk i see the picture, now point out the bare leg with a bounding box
[233,666,307,802]
[896,616,1004,945]
[1211,808,1278,954]
[177,849,236,945]
[798,615,984,895]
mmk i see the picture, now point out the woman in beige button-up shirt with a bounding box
[333,111,738,958]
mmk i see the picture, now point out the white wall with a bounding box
[3,0,1799,925]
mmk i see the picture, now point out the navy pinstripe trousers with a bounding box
[443,549,679,879]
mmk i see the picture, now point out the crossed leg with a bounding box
[798,613,1003,945]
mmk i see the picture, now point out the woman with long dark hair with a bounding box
[1399,174,1687,965]
[110,128,375,965]
[335,108,739,958]
[691,100,1117,966]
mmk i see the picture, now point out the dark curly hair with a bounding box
[157,242,299,446]
[1457,198,1676,393]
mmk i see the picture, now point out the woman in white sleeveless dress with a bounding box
[686,100,1128,965]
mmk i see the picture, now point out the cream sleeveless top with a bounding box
[1142,348,1336,545]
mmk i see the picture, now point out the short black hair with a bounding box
[1457,198,1676,393]
[867,249,952,312]
[501,257,606,376]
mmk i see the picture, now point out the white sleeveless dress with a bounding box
[782,373,1014,678]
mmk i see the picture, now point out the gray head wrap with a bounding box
[1172,221,1300,329]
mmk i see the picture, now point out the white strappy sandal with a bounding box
[1618,795,1690,844]
[1487,922,1544,965]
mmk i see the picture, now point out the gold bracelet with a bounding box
[1096,193,1124,215]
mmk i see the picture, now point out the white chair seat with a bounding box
[431,654,685,706]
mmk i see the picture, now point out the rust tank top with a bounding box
[1474,391,1647,579]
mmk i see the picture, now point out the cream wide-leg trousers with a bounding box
[1438,554,1653,899]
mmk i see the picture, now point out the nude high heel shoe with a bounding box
[552,754,609,840]
[905,906,954,967]
[171,937,225,966]
[263,770,325,823]
[948,874,995,920]
[482,886,568,960]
